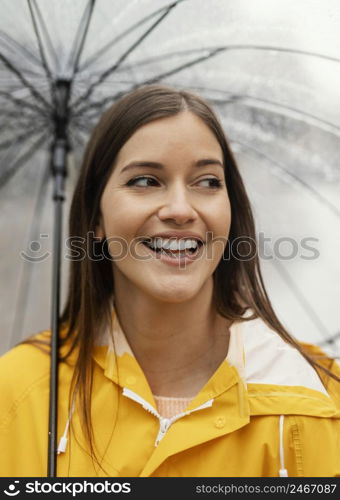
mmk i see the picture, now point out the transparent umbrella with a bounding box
[1,0,340,474]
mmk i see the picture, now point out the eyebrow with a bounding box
[120,158,224,174]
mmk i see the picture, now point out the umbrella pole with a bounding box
[48,80,71,477]
[48,152,65,477]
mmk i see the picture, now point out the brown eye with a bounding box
[198,178,223,188]
[126,176,159,187]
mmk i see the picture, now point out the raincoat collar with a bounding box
[92,308,247,411]
[92,308,340,419]
[90,310,251,473]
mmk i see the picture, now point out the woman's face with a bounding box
[96,111,231,303]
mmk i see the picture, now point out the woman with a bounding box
[1,85,339,477]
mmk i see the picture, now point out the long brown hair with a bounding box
[32,84,340,471]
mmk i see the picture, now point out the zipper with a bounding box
[122,388,214,446]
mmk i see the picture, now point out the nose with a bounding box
[157,183,198,225]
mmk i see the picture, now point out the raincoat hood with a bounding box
[1,311,339,477]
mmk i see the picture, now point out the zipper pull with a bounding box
[155,417,171,446]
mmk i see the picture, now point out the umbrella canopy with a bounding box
[1,0,340,357]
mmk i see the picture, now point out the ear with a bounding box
[95,215,105,240]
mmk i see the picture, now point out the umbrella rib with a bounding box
[208,92,340,137]
[0,30,43,68]
[107,44,340,75]
[160,44,340,65]
[28,0,59,69]
[0,132,48,188]
[220,44,340,64]
[77,0,186,73]
[69,128,88,152]
[27,0,57,109]
[69,0,96,78]
[71,1,179,110]
[0,126,46,160]
[71,118,94,135]
[270,258,331,340]
[319,331,340,346]
[0,90,48,116]
[0,118,46,137]
[0,51,52,111]
[235,137,340,214]
[230,138,340,220]
[72,47,225,118]
[27,0,54,80]
[132,48,235,84]
[0,124,47,151]
[9,160,51,346]
[68,129,84,148]
[0,109,37,123]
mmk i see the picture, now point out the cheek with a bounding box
[208,199,231,258]
[211,196,231,233]
[100,195,148,258]
[101,194,139,235]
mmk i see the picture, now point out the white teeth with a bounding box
[162,239,172,250]
[169,240,178,251]
[185,239,197,250]
[146,237,200,251]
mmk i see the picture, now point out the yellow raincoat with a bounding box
[1,311,339,477]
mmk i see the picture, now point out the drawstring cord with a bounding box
[57,401,75,454]
[279,415,288,477]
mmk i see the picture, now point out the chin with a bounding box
[152,293,197,304]
[145,282,201,304]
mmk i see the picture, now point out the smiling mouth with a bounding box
[141,241,203,258]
